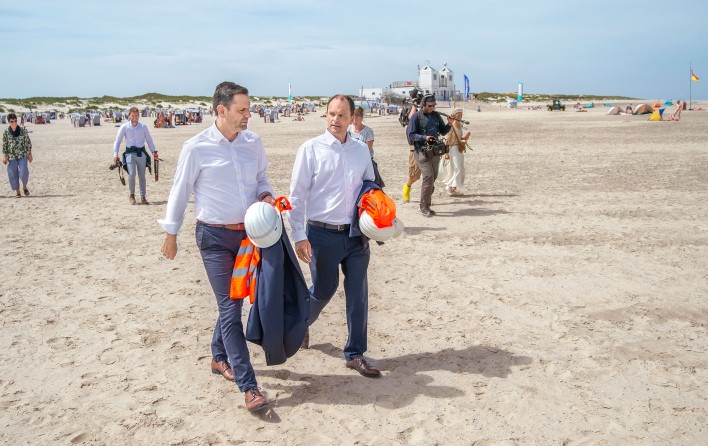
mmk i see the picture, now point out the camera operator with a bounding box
[406,94,452,217]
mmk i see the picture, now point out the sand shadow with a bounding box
[434,199,504,207]
[450,208,510,217]
[1,194,77,199]
[470,193,518,198]
[401,226,446,235]
[257,343,531,409]
[433,207,510,217]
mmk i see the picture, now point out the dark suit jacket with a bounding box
[245,229,309,366]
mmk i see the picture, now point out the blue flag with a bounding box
[464,74,470,99]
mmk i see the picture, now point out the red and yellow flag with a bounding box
[691,70,700,82]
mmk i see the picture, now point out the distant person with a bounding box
[669,100,682,121]
[2,113,33,198]
[402,96,422,203]
[160,81,275,412]
[348,106,375,157]
[349,106,384,187]
[112,107,157,205]
[626,103,633,114]
[438,108,470,196]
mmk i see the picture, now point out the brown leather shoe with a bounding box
[211,359,234,381]
[345,355,381,377]
[140,196,149,205]
[300,328,309,350]
[245,387,268,412]
[129,194,136,204]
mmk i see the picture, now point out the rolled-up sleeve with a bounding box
[157,141,200,234]
[112,125,125,157]
[143,126,157,154]
[287,143,312,243]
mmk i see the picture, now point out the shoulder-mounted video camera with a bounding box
[408,88,424,108]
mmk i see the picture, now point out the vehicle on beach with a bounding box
[547,99,566,111]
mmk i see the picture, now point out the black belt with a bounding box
[308,220,350,231]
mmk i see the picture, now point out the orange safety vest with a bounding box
[230,238,260,304]
[229,196,291,304]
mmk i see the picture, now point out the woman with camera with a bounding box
[438,107,470,196]
[2,113,33,198]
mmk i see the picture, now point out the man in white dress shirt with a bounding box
[288,94,381,377]
[159,82,275,412]
[112,107,157,204]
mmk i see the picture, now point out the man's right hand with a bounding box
[426,136,436,142]
[295,240,312,264]
[161,233,178,260]
[113,156,120,164]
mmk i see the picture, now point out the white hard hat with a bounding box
[392,218,405,238]
[359,212,396,242]
[244,202,282,248]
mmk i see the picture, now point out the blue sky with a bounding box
[1,0,705,100]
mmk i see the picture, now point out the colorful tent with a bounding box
[653,102,662,108]
[648,110,663,121]
[634,103,654,114]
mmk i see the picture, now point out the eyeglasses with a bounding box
[426,103,436,107]
[8,119,17,123]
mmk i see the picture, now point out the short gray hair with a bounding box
[213,82,249,112]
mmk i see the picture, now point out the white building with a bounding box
[359,62,461,102]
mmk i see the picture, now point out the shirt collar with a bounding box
[324,129,348,146]
[209,123,230,144]
[210,123,253,145]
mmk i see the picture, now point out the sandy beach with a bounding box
[0,101,706,445]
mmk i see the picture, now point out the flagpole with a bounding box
[689,63,692,110]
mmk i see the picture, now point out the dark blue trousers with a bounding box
[306,224,370,361]
[196,223,257,392]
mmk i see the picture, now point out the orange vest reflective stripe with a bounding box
[230,238,260,304]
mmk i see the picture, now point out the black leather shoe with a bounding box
[345,355,381,377]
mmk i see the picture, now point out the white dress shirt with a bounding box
[112,120,157,156]
[158,124,274,235]
[288,130,375,242]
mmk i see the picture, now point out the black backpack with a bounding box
[399,106,411,127]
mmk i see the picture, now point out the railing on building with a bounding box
[391,81,419,89]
